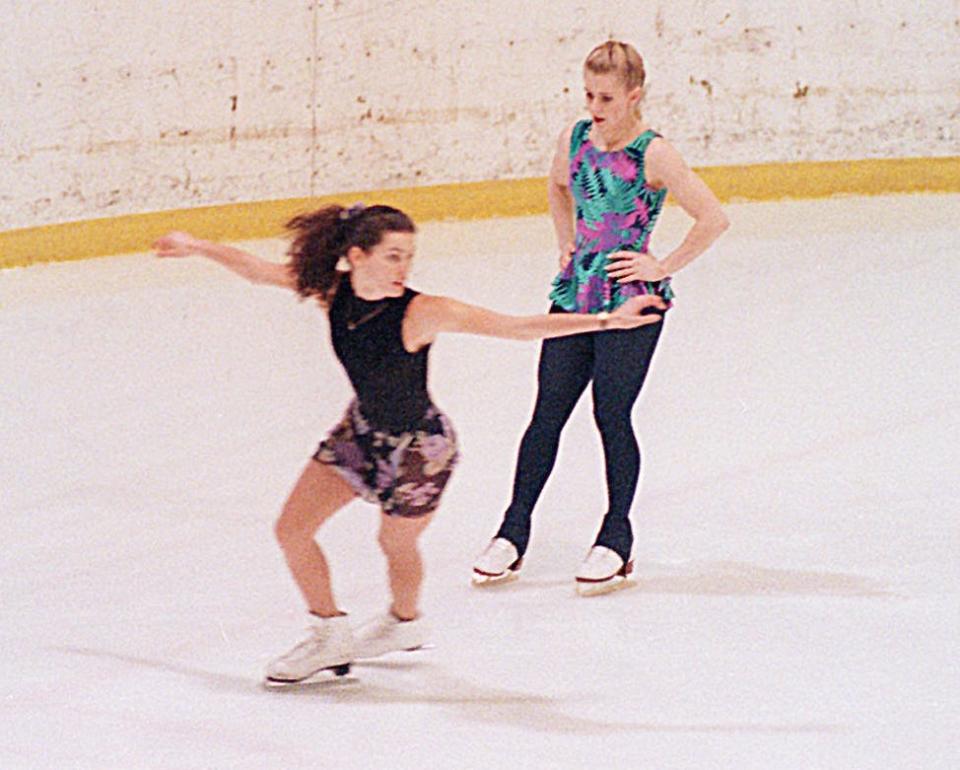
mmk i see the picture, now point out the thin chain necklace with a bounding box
[346,303,388,331]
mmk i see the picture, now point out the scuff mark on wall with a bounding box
[4,0,960,231]
[691,77,714,97]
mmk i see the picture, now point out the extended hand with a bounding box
[152,231,202,258]
[606,251,668,282]
[609,295,666,328]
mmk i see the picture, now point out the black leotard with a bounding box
[328,277,432,433]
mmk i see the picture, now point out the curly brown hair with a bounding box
[286,204,416,303]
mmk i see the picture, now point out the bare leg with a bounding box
[274,461,357,617]
[377,511,435,620]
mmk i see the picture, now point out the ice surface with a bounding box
[2,195,958,769]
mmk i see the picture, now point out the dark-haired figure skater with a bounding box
[153,203,665,683]
[473,40,729,595]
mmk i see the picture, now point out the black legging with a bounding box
[496,307,665,563]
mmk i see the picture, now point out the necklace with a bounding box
[346,301,388,330]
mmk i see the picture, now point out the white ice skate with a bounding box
[471,537,522,586]
[264,614,354,685]
[353,612,428,659]
[575,546,634,596]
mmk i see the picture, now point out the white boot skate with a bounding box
[264,614,354,684]
[353,612,428,659]
[471,537,522,586]
[575,546,634,596]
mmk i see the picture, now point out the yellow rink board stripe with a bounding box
[2,155,958,268]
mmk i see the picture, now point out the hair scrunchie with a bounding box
[339,202,366,221]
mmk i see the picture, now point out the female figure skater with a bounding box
[472,41,729,595]
[153,203,664,683]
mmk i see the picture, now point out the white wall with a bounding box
[3,0,958,230]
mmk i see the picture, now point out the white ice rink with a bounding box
[2,194,958,769]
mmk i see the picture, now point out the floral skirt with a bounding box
[312,400,459,518]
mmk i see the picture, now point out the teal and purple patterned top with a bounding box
[549,119,673,313]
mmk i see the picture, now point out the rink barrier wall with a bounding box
[2,155,958,268]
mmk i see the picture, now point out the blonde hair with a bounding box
[584,40,646,91]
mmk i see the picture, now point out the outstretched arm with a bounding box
[403,294,665,351]
[152,231,296,290]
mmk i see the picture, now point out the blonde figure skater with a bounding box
[473,41,729,595]
[154,204,665,684]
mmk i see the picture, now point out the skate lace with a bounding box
[478,539,516,569]
[361,618,395,642]
[581,546,621,573]
[281,628,327,661]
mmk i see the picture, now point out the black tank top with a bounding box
[328,276,432,433]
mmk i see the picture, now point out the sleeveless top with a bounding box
[328,276,432,433]
[549,119,673,313]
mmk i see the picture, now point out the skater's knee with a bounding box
[528,405,572,436]
[521,421,564,455]
[377,527,419,561]
[592,400,632,434]
[377,528,406,556]
[273,516,297,549]
[274,510,313,552]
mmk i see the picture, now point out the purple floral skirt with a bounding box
[312,400,459,518]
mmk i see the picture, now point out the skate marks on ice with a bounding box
[466,560,891,598]
[50,646,265,696]
[50,645,424,695]
[50,646,844,735]
[629,560,894,598]
[268,659,847,736]
[51,644,430,696]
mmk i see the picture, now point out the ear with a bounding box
[345,244,366,265]
[628,85,644,106]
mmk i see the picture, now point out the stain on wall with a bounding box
[2,1,959,230]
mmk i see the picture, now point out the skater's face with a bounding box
[583,70,642,133]
[348,230,415,299]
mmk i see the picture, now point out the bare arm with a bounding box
[548,125,576,268]
[606,138,730,283]
[152,231,296,290]
[402,293,665,351]
[648,138,729,274]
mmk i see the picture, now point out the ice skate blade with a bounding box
[401,643,434,652]
[575,577,635,597]
[262,662,353,688]
[354,643,435,661]
[471,570,520,587]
